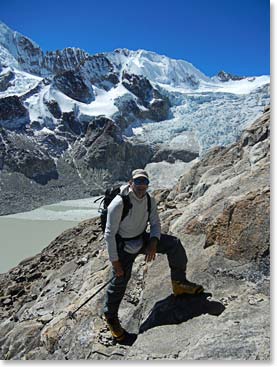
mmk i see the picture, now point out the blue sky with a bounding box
[1,0,270,76]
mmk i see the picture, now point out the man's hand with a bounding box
[145,237,158,262]
[112,260,124,277]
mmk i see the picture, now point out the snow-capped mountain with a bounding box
[0,21,270,214]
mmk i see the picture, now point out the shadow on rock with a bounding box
[139,292,225,334]
[116,332,138,346]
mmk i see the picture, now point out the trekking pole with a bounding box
[68,275,115,320]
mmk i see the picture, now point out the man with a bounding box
[103,169,203,342]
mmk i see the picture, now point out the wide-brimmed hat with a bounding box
[132,169,149,180]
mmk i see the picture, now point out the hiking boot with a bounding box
[104,314,126,342]
[172,279,204,296]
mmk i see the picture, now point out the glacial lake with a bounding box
[0,197,101,274]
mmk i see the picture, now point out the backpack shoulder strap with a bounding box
[146,192,151,220]
[119,193,132,222]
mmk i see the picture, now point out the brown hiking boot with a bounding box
[104,314,126,341]
[172,280,204,296]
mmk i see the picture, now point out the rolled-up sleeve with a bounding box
[104,197,123,262]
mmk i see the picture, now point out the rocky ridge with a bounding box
[0,106,270,360]
[215,70,245,82]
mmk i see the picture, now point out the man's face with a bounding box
[131,177,149,198]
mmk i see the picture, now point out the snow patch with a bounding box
[0,67,42,98]
[49,83,131,118]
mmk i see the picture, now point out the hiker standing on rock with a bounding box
[103,169,204,342]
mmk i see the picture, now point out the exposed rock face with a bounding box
[0,96,29,129]
[70,117,154,184]
[204,189,270,264]
[0,70,14,91]
[122,72,154,105]
[0,129,58,184]
[217,70,245,82]
[122,72,170,121]
[44,99,62,119]
[15,37,43,75]
[80,55,119,90]
[0,107,270,360]
[43,48,89,75]
[53,70,95,103]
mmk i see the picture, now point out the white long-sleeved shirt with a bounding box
[104,184,161,262]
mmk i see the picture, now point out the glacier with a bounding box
[0,20,270,200]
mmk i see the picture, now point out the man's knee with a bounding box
[159,233,182,250]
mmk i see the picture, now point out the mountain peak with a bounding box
[0,21,41,55]
[105,48,210,88]
[0,21,43,75]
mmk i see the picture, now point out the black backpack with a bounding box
[94,186,151,232]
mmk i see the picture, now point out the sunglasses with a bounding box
[133,177,150,186]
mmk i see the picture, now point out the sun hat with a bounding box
[132,169,149,180]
